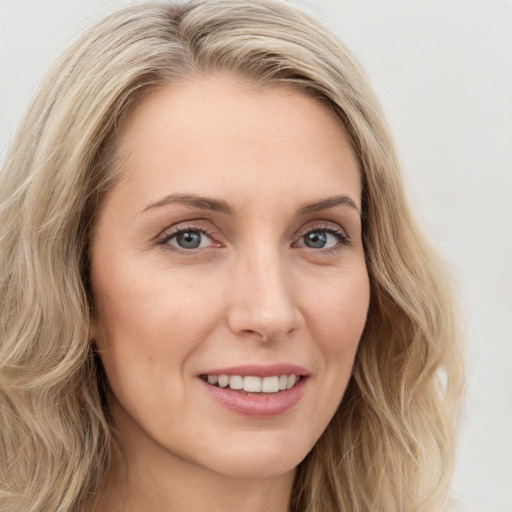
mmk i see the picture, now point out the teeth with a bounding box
[262,376,279,393]
[207,375,218,385]
[243,376,262,392]
[229,375,243,390]
[205,374,301,393]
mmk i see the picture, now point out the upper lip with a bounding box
[199,364,309,378]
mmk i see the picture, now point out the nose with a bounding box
[226,248,303,343]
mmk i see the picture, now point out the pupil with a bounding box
[305,231,327,248]
[177,231,201,249]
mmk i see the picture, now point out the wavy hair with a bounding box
[0,1,463,511]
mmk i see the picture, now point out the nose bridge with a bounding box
[227,242,301,341]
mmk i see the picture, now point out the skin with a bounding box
[89,74,370,512]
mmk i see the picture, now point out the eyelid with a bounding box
[156,221,220,249]
[293,222,351,249]
[296,221,349,239]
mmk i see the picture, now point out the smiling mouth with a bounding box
[200,374,303,393]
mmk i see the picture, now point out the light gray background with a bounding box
[1,1,510,511]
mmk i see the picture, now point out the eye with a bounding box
[161,228,214,250]
[295,227,349,250]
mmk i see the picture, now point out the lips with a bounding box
[199,364,309,417]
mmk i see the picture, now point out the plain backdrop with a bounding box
[1,1,511,511]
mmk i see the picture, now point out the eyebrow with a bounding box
[140,193,235,215]
[139,193,361,217]
[296,195,361,217]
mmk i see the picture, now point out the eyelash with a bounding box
[156,223,217,253]
[156,223,350,253]
[296,224,350,251]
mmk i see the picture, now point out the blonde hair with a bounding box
[0,1,463,511]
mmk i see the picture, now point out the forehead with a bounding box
[108,74,361,213]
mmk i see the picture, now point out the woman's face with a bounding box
[89,75,369,481]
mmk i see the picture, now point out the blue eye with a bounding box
[165,229,213,250]
[297,228,348,249]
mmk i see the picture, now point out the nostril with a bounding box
[241,329,267,341]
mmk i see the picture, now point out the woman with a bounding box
[0,1,463,511]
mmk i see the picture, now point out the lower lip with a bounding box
[200,377,307,417]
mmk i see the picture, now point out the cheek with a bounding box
[91,263,165,382]
[90,258,222,388]
[91,276,201,432]
[307,268,370,354]
[293,268,369,442]
[304,266,369,415]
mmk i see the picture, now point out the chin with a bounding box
[199,432,313,480]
